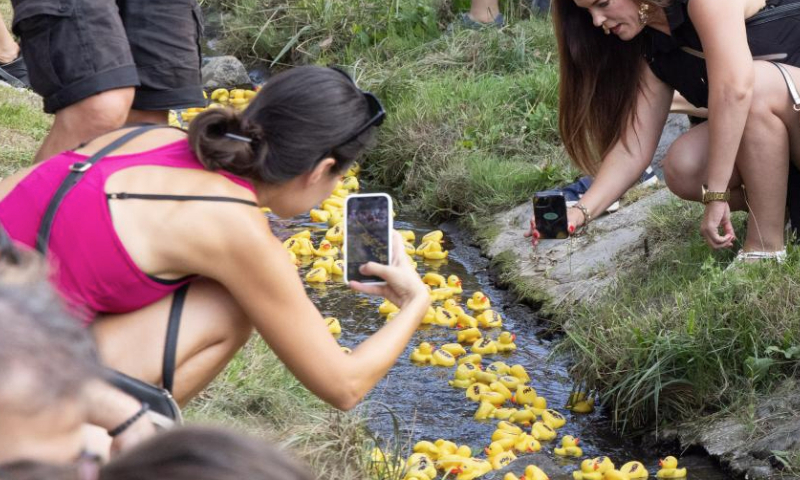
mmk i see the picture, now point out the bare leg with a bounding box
[126,109,168,125]
[468,0,500,23]
[92,278,253,405]
[0,13,19,64]
[35,88,136,162]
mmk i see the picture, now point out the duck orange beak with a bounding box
[575,438,580,444]
[451,467,463,475]
[484,447,490,454]
[511,394,517,403]
[659,460,664,467]
[456,280,462,286]
[511,334,517,341]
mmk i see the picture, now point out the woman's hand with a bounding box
[349,231,428,308]
[700,201,735,249]
[524,209,582,247]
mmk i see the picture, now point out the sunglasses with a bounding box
[314,68,386,164]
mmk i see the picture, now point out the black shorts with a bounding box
[11,0,206,113]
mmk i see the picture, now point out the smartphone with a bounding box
[344,193,393,284]
[533,192,569,239]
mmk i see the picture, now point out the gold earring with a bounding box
[602,25,610,35]
[638,2,651,25]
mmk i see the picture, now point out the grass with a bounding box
[0,87,50,175]
[554,199,800,437]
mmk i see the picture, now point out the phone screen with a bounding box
[533,193,569,239]
[345,194,392,283]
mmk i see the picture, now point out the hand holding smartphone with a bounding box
[344,193,393,284]
[533,192,569,240]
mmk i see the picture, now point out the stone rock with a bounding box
[201,55,252,90]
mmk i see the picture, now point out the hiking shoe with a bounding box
[0,53,30,89]
[639,166,659,187]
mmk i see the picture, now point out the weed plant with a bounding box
[557,200,800,433]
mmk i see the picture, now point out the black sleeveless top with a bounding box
[643,0,800,108]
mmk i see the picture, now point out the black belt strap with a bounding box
[35,125,165,254]
[162,283,189,394]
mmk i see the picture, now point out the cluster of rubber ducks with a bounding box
[168,87,260,125]
[571,456,688,480]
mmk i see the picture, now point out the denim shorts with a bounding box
[11,0,206,113]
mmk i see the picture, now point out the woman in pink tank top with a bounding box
[0,66,430,413]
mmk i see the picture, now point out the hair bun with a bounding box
[187,108,258,174]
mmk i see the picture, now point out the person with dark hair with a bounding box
[527,0,800,264]
[0,426,316,480]
[0,66,430,412]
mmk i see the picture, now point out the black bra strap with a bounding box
[162,283,189,394]
[106,192,257,207]
[37,125,167,254]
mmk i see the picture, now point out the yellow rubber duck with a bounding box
[314,239,339,257]
[523,465,551,480]
[620,461,648,479]
[443,299,465,315]
[450,362,479,389]
[397,229,415,243]
[568,393,596,414]
[486,361,511,375]
[431,348,456,367]
[332,260,344,276]
[452,458,493,480]
[472,338,499,355]
[210,88,229,102]
[554,436,583,457]
[421,306,436,325]
[421,241,449,260]
[283,237,315,256]
[305,267,328,283]
[327,210,343,226]
[441,343,467,357]
[512,386,538,406]
[531,422,557,441]
[379,300,399,315]
[422,230,444,243]
[474,402,497,421]
[496,420,523,434]
[456,312,478,329]
[404,241,416,256]
[325,223,343,243]
[467,292,491,311]
[542,409,567,429]
[473,370,499,385]
[412,441,440,459]
[496,332,517,353]
[341,175,360,191]
[434,439,459,457]
[410,342,434,364]
[593,457,615,475]
[509,408,536,425]
[604,470,631,480]
[322,196,343,210]
[422,272,447,288]
[290,229,312,240]
[313,257,334,273]
[477,309,503,328]
[430,287,454,301]
[498,375,522,391]
[458,353,483,366]
[573,459,602,480]
[486,442,517,470]
[433,307,458,327]
[446,275,463,294]
[466,383,490,402]
[309,208,330,223]
[530,396,548,416]
[406,453,437,480]
[492,407,519,420]
[491,430,520,450]
[509,364,531,383]
[456,327,483,344]
[345,163,361,177]
[656,457,686,479]
[325,317,341,335]
[504,474,522,480]
[514,433,542,453]
[480,391,507,407]
[490,382,514,402]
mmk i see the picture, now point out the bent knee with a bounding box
[56,88,135,136]
[663,141,704,201]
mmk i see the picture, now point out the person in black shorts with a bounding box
[10,0,206,162]
[0,12,29,88]
[527,0,800,265]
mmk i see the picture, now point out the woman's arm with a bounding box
[185,209,430,411]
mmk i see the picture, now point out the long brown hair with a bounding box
[553,0,668,174]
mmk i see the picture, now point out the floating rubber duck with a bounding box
[413,441,440,459]
[458,353,483,366]
[313,257,334,273]
[420,240,448,260]
[554,436,583,457]
[457,327,483,344]
[430,287,454,301]
[342,175,360,191]
[325,317,341,335]
[498,375,522,391]
[496,332,517,353]
[314,239,339,257]
[447,275,463,294]
[467,292,491,311]
[496,420,523,434]
[573,459,602,480]
[371,448,405,478]
[410,342,434,364]
[309,208,330,223]
[379,300,399,315]
[431,348,456,367]
[486,442,517,470]
[332,260,344,276]
[486,361,510,375]
[422,272,447,288]
[509,364,531,383]
[283,237,315,256]
[473,370,499,385]
[422,230,444,243]
[442,299,465,315]
[456,312,478,329]
[327,210,343,226]
[593,457,615,475]
[491,382,514,401]
[472,338,499,355]
[404,241,416,256]
[656,457,686,479]
[512,386,538,406]
[421,306,436,325]
[305,267,328,283]
[541,409,566,429]
[603,470,631,480]
[325,223,343,243]
[406,453,437,480]
[433,307,458,327]
[474,401,496,420]
[345,163,361,177]
[441,343,467,357]
[452,458,493,480]
[397,230,415,243]
[450,363,478,389]
[322,197,343,210]
[531,422,557,441]
[523,465,550,480]
[480,391,507,407]
[477,310,503,328]
[620,461,648,479]
[466,383,490,402]
[567,392,596,414]
[434,439,459,457]
[509,408,536,425]
[492,407,519,420]
[514,433,542,453]
[530,396,548,416]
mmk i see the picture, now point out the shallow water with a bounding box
[272,212,732,480]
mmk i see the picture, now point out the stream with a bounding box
[270,207,732,480]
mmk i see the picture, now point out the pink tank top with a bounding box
[0,139,257,323]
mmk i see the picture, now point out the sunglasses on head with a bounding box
[314,68,386,164]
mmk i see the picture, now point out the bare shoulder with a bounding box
[75,126,188,157]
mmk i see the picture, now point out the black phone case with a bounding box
[533,193,569,239]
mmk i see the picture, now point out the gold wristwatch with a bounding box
[701,185,730,204]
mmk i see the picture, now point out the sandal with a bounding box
[0,53,30,89]
[726,248,787,271]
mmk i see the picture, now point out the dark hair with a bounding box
[188,66,377,184]
[553,0,669,174]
